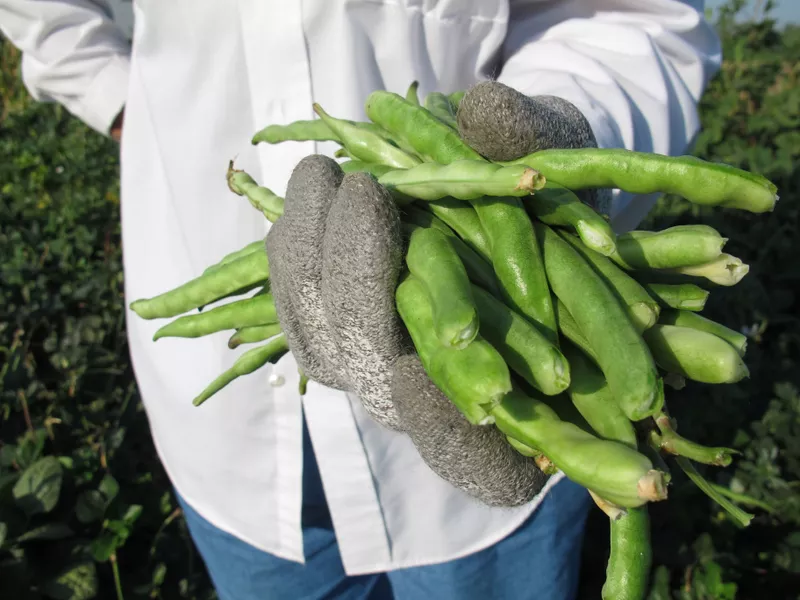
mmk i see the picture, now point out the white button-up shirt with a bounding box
[0,0,721,575]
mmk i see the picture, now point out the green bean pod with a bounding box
[649,414,737,467]
[252,118,399,147]
[609,225,727,270]
[476,196,558,345]
[338,161,393,177]
[314,104,421,169]
[405,80,420,105]
[524,184,617,256]
[660,253,750,287]
[193,335,289,406]
[365,91,483,164]
[227,323,284,349]
[659,309,747,357]
[562,344,637,450]
[536,223,662,421]
[202,240,265,276]
[424,92,459,130]
[508,148,778,213]
[642,325,749,384]
[226,164,285,222]
[152,293,278,341]
[601,507,652,600]
[471,285,569,396]
[130,251,271,320]
[423,198,493,262]
[506,435,539,458]
[448,90,466,110]
[642,283,709,312]
[251,119,339,144]
[395,274,511,425]
[406,227,479,348]
[492,388,667,508]
[377,160,545,201]
[197,281,269,313]
[401,210,500,296]
[554,300,598,364]
[559,232,660,333]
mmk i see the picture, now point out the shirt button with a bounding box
[268,373,285,387]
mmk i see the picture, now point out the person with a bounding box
[0,2,722,598]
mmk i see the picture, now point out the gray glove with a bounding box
[457,81,612,215]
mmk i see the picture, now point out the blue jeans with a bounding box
[176,420,591,600]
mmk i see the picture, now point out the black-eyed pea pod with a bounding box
[505,437,560,475]
[560,345,653,600]
[524,183,617,256]
[314,104,421,169]
[395,274,511,425]
[642,325,749,384]
[377,160,546,201]
[658,309,747,357]
[228,323,284,349]
[608,225,728,270]
[506,148,779,213]
[193,334,289,406]
[365,90,483,164]
[130,250,271,320]
[448,90,466,111]
[202,239,265,277]
[251,116,403,149]
[476,196,558,345]
[536,222,662,421]
[424,92,459,130]
[559,232,660,333]
[659,253,749,287]
[642,283,709,312]
[491,387,668,508]
[648,413,737,467]
[554,300,598,365]
[227,163,285,222]
[152,293,278,341]
[405,80,420,105]
[401,208,500,296]
[601,507,652,600]
[251,119,339,144]
[405,227,479,349]
[471,284,570,396]
[423,197,493,263]
[561,343,637,450]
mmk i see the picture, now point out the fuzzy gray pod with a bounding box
[457,81,612,215]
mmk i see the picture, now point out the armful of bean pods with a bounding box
[127,80,780,600]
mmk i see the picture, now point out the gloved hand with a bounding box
[267,82,606,508]
[266,155,544,507]
[456,81,612,215]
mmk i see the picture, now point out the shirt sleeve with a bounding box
[0,0,131,136]
[496,0,722,231]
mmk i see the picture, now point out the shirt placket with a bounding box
[236,0,391,571]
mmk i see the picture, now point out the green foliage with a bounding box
[1,1,798,598]
[0,38,214,600]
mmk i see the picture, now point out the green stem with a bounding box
[675,457,754,528]
[708,482,776,514]
[652,414,737,466]
[110,553,124,600]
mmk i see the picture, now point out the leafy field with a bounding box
[1,3,798,598]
